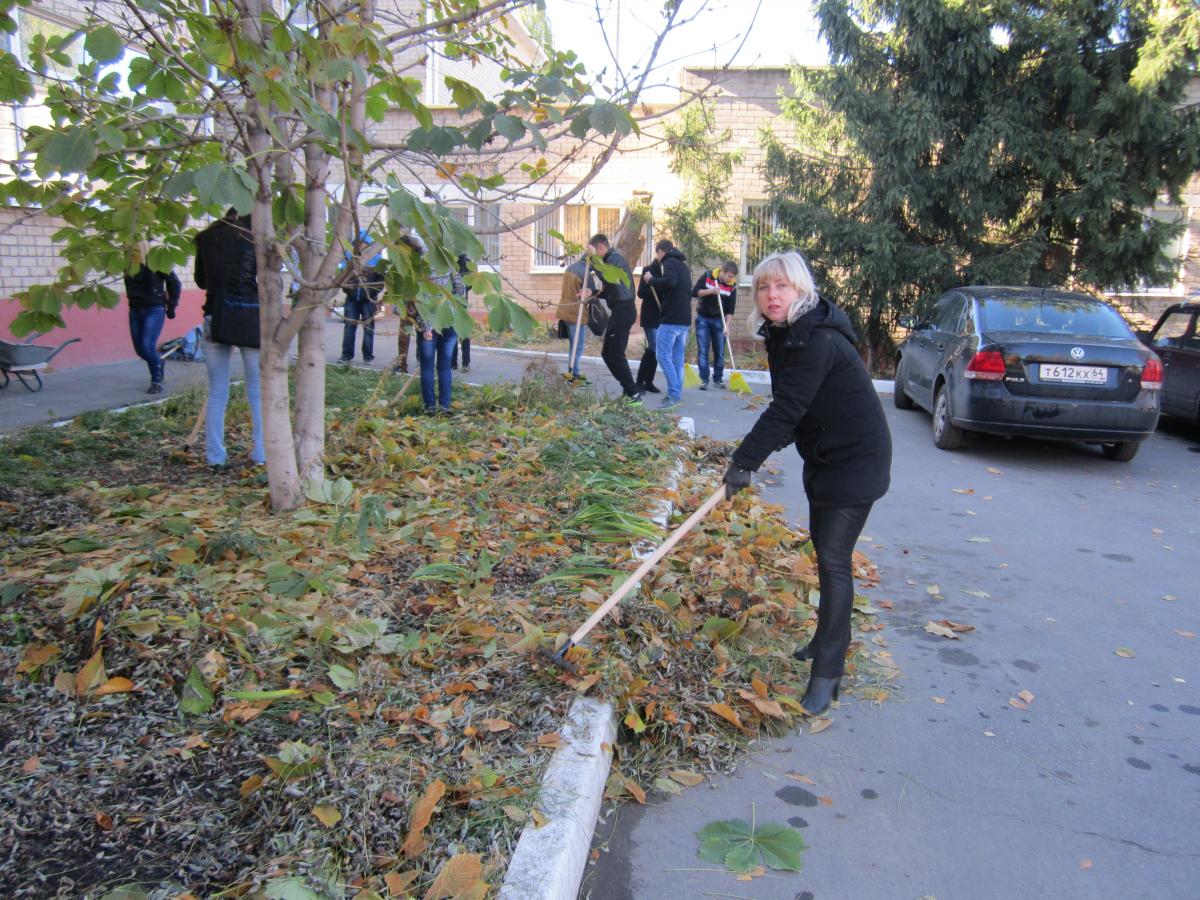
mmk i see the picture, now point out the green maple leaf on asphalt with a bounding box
[697,815,806,873]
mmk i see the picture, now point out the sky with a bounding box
[541,0,828,100]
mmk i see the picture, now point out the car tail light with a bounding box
[1140,357,1163,390]
[965,350,1006,381]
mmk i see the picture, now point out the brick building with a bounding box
[1,3,1196,371]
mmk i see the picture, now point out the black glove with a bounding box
[723,462,752,499]
[165,303,177,320]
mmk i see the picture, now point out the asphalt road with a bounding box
[583,387,1200,900]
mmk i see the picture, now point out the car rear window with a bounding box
[977,297,1133,338]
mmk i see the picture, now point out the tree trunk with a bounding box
[294,307,326,482]
[260,339,303,510]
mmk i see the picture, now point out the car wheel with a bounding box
[932,384,964,451]
[893,357,914,410]
[1101,441,1139,462]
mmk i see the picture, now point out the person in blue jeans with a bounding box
[418,325,457,411]
[124,242,181,394]
[339,238,384,362]
[641,239,693,408]
[194,209,265,469]
[419,264,464,411]
[692,261,739,389]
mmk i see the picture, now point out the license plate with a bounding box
[1038,364,1108,384]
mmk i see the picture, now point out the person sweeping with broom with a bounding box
[693,261,738,390]
[723,250,891,717]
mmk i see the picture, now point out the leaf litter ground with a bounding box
[0,365,894,898]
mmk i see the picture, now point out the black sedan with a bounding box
[894,286,1162,461]
[1140,300,1200,425]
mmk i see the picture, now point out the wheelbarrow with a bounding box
[0,335,81,392]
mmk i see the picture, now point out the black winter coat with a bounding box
[636,260,663,329]
[643,248,691,326]
[124,264,182,312]
[731,298,891,508]
[194,216,258,317]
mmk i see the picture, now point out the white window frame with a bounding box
[740,200,779,285]
[531,203,621,272]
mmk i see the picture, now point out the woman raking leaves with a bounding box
[723,251,892,716]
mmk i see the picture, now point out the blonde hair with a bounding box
[747,251,818,334]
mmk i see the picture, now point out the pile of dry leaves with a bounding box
[0,369,893,898]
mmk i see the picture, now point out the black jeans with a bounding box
[601,303,638,396]
[807,503,873,678]
[635,324,658,388]
[451,337,470,368]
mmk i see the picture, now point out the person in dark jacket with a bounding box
[634,255,662,394]
[124,241,182,394]
[692,261,738,389]
[586,233,641,404]
[194,209,265,470]
[724,251,891,716]
[641,239,692,408]
[339,236,384,363]
[450,254,472,372]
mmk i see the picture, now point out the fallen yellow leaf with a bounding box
[402,779,446,858]
[707,702,745,731]
[21,755,40,774]
[75,649,107,697]
[423,852,487,900]
[95,676,134,695]
[312,804,341,828]
[384,869,420,897]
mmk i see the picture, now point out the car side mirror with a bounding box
[899,316,916,330]
[1135,329,1151,342]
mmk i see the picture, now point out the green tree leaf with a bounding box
[84,26,124,64]
[180,665,215,715]
[696,817,805,873]
[193,163,254,214]
[36,128,97,176]
[327,665,359,690]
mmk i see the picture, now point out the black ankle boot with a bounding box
[800,675,841,716]
[792,642,813,662]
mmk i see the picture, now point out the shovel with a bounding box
[541,484,727,673]
[722,314,751,394]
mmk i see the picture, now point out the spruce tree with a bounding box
[764,0,1200,361]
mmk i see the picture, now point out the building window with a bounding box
[532,204,621,268]
[1141,206,1189,292]
[446,202,502,269]
[741,201,778,281]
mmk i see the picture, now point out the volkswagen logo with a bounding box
[1070,347,1085,360]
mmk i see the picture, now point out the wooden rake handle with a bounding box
[721,313,739,373]
[569,259,593,363]
[569,484,727,645]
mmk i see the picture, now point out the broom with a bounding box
[722,313,751,394]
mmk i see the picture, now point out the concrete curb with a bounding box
[498,697,617,900]
[471,345,895,393]
[499,418,695,900]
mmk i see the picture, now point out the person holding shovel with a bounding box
[723,250,891,717]
[556,255,595,383]
[693,261,739,390]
